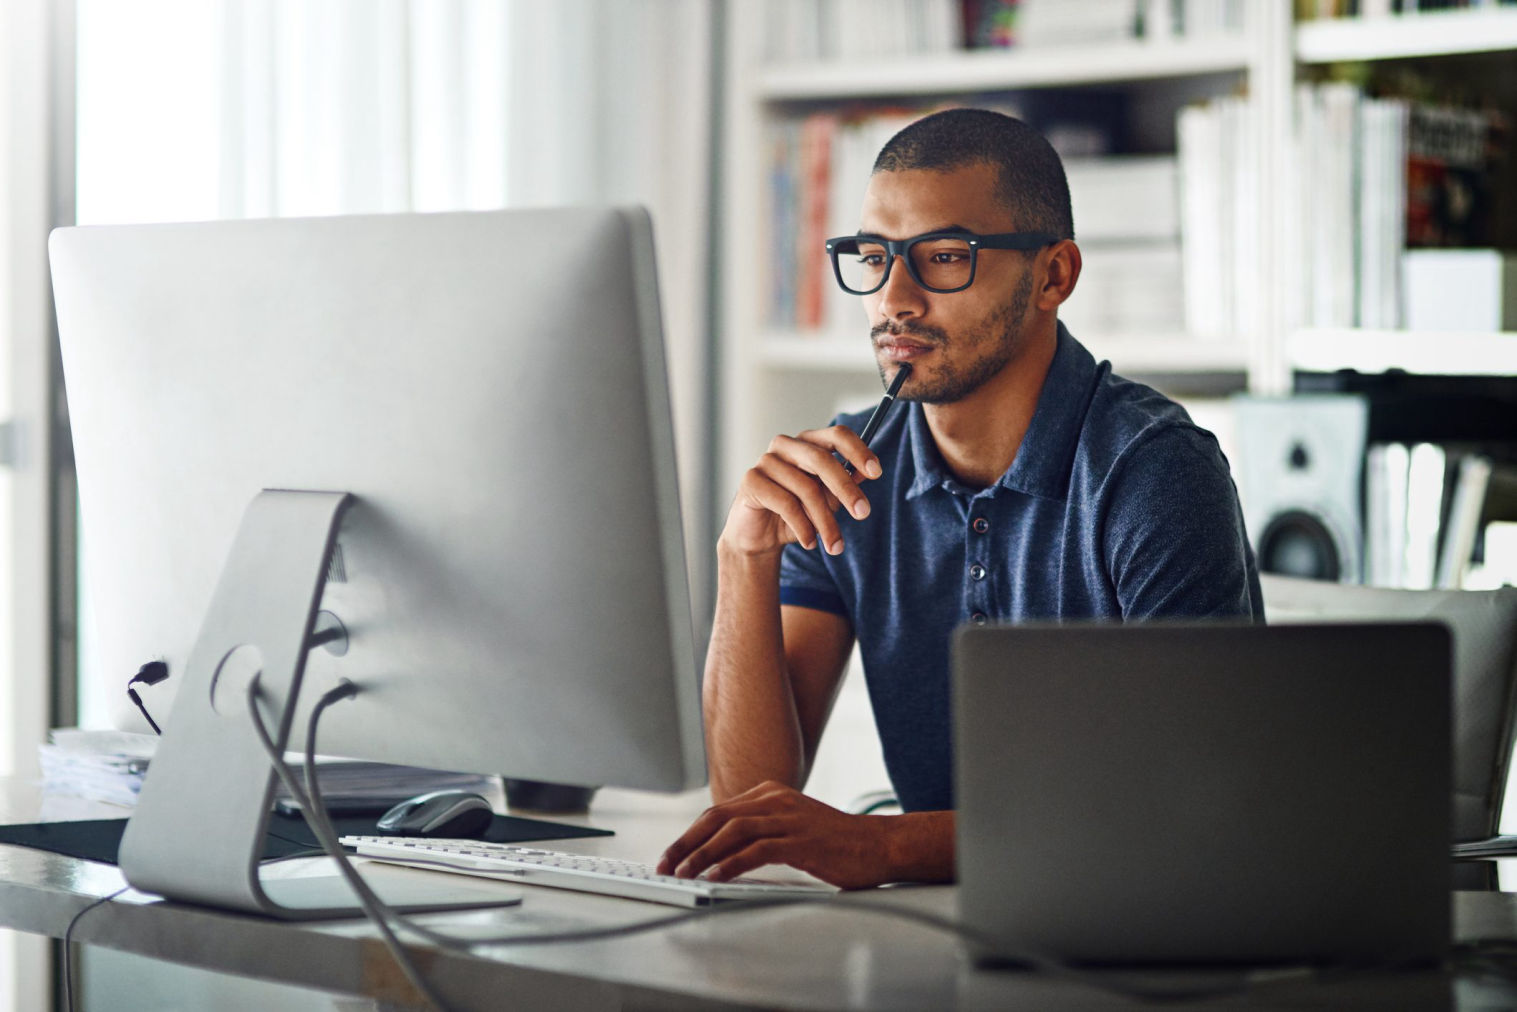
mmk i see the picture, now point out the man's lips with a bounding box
[876,338,935,361]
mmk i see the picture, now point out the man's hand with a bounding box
[722,427,882,559]
[656,781,900,890]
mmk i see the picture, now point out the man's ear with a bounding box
[1035,240,1081,311]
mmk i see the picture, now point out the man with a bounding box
[658,108,1262,890]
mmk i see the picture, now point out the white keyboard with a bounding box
[340,836,837,908]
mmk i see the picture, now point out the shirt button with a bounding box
[972,517,989,535]
[970,612,989,626]
[969,563,987,581]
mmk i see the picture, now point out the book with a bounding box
[1178,101,1227,338]
[795,112,837,330]
[1356,98,1408,329]
[1404,442,1448,590]
[1406,104,1499,248]
[1290,83,1503,330]
[1176,95,1257,341]
[1437,454,1494,588]
[1365,442,1411,588]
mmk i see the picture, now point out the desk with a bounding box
[0,778,1513,1010]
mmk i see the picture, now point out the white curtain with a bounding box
[75,1,716,728]
[217,0,714,586]
[2,0,70,1002]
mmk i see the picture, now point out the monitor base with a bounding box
[257,862,521,920]
[118,490,366,920]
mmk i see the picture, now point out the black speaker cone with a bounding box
[1258,510,1341,581]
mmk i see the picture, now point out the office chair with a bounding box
[1261,575,1517,890]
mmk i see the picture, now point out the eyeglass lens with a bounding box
[833,236,974,294]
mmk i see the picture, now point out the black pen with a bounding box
[843,363,912,476]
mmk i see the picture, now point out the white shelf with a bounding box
[756,37,1252,100]
[1289,328,1517,376]
[1085,335,1252,375]
[757,334,874,370]
[1296,8,1517,63]
[758,331,1250,376]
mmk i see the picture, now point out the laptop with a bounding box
[953,622,1451,967]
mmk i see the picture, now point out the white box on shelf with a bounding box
[1403,249,1517,332]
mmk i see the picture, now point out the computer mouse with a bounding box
[376,790,494,838]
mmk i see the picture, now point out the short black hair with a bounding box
[873,108,1074,240]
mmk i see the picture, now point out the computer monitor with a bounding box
[49,206,706,917]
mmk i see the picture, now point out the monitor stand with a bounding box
[118,490,520,919]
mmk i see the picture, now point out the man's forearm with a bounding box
[703,542,806,800]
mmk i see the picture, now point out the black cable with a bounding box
[245,677,453,1012]
[125,687,160,735]
[59,847,332,1012]
[62,885,130,1012]
[126,661,169,735]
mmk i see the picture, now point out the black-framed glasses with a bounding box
[825,230,1060,295]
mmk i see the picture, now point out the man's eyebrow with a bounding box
[854,224,978,239]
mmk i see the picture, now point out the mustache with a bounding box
[871,320,948,344]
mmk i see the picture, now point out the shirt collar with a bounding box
[903,322,1098,502]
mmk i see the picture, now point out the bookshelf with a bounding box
[718,3,1517,503]
[756,37,1254,98]
[1290,328,1517,378]
[719,1,1291,502]
[715,2,1517,809]
[1287,7,1517,386]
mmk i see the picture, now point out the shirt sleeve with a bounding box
[1101,426,1263,621]
[778,540,849,616]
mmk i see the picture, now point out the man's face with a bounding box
[857,162,1036,404]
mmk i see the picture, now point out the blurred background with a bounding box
[3,1,1517,1006]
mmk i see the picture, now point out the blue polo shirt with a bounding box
[778,325,1264,813]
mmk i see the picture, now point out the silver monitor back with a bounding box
[50,206,706,795]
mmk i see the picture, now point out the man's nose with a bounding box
[876,252,926,320]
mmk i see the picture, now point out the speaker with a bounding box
[1233,395,1368,583]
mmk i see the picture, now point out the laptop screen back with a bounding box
[953,622,1450,966]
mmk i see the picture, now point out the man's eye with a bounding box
[857,253,886,266]
[930,251,969,264]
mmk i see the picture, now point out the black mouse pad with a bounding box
[0,810,612,867]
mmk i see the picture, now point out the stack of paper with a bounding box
[1061,155,1185,337]
[39,728,495,809]
[39,729,156,807]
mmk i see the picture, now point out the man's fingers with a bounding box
[656,807,726,875]
[657,800,762,874]
[671,816,783,880]
[769,434,873,524]
[752,455,846,554]
[702,838,787,883]
[740,471,820,550]
[799,425,882,483]
[657,785,792,875]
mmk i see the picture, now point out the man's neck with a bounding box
[921,322,1058,490]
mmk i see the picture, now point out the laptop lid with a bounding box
[953,622,1451,967]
